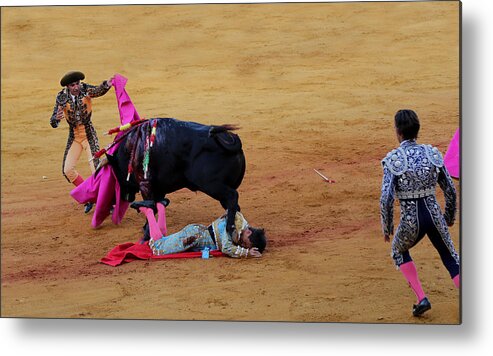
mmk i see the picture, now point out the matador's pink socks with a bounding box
[156,202,167,236]
[453,274,460,288]
[399,261,426,303]
[139,207,163,241]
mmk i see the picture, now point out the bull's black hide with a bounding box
[106,118,245,237]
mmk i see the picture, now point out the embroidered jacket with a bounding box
[50,81,111,128]
[211,211,250,258]
[380,140,457,236]
[49,81,111,181]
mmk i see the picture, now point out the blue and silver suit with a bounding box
[380,140,459,278]
[149,212,251,258]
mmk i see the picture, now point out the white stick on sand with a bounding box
[313,169,336,183]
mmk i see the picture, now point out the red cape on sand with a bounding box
[100,241,224,267]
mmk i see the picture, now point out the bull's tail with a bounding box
[208,124,242,152]
[208,124,240,136]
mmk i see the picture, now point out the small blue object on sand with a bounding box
[201,247,210,259]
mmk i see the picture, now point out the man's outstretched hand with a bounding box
[248,247,262,258]
[107,75,115,87]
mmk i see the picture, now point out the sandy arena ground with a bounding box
[1,2,460,323]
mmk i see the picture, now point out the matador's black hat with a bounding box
[60,71,85,86]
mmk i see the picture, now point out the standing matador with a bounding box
[50,70,114,213]
[380,109,460,317]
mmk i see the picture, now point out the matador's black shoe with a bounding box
[412,297,431,317]
[130,200,157,214]
[84,202,94,214]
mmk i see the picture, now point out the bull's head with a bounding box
[106,153,140,202]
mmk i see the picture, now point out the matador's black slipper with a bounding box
[130,200,157,214]
[84,202,94,214]
[412,297,431,317]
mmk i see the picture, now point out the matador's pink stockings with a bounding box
[453,274,460,288]
[139,207,163,241]
[399,261,426,303]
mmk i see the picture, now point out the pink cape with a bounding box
[70,165,129,228]
[112,73,141,125]
[70,74,140,228]
[100,241,225,267]
[444,128,459,179]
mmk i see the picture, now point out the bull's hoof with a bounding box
[226,224,235,236]
[138,237,149,245]
[158,198,170,208]
[130,200,157,214]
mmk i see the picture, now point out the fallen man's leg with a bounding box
[149,224,209,255]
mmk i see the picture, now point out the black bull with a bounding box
[106,118,246,237]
